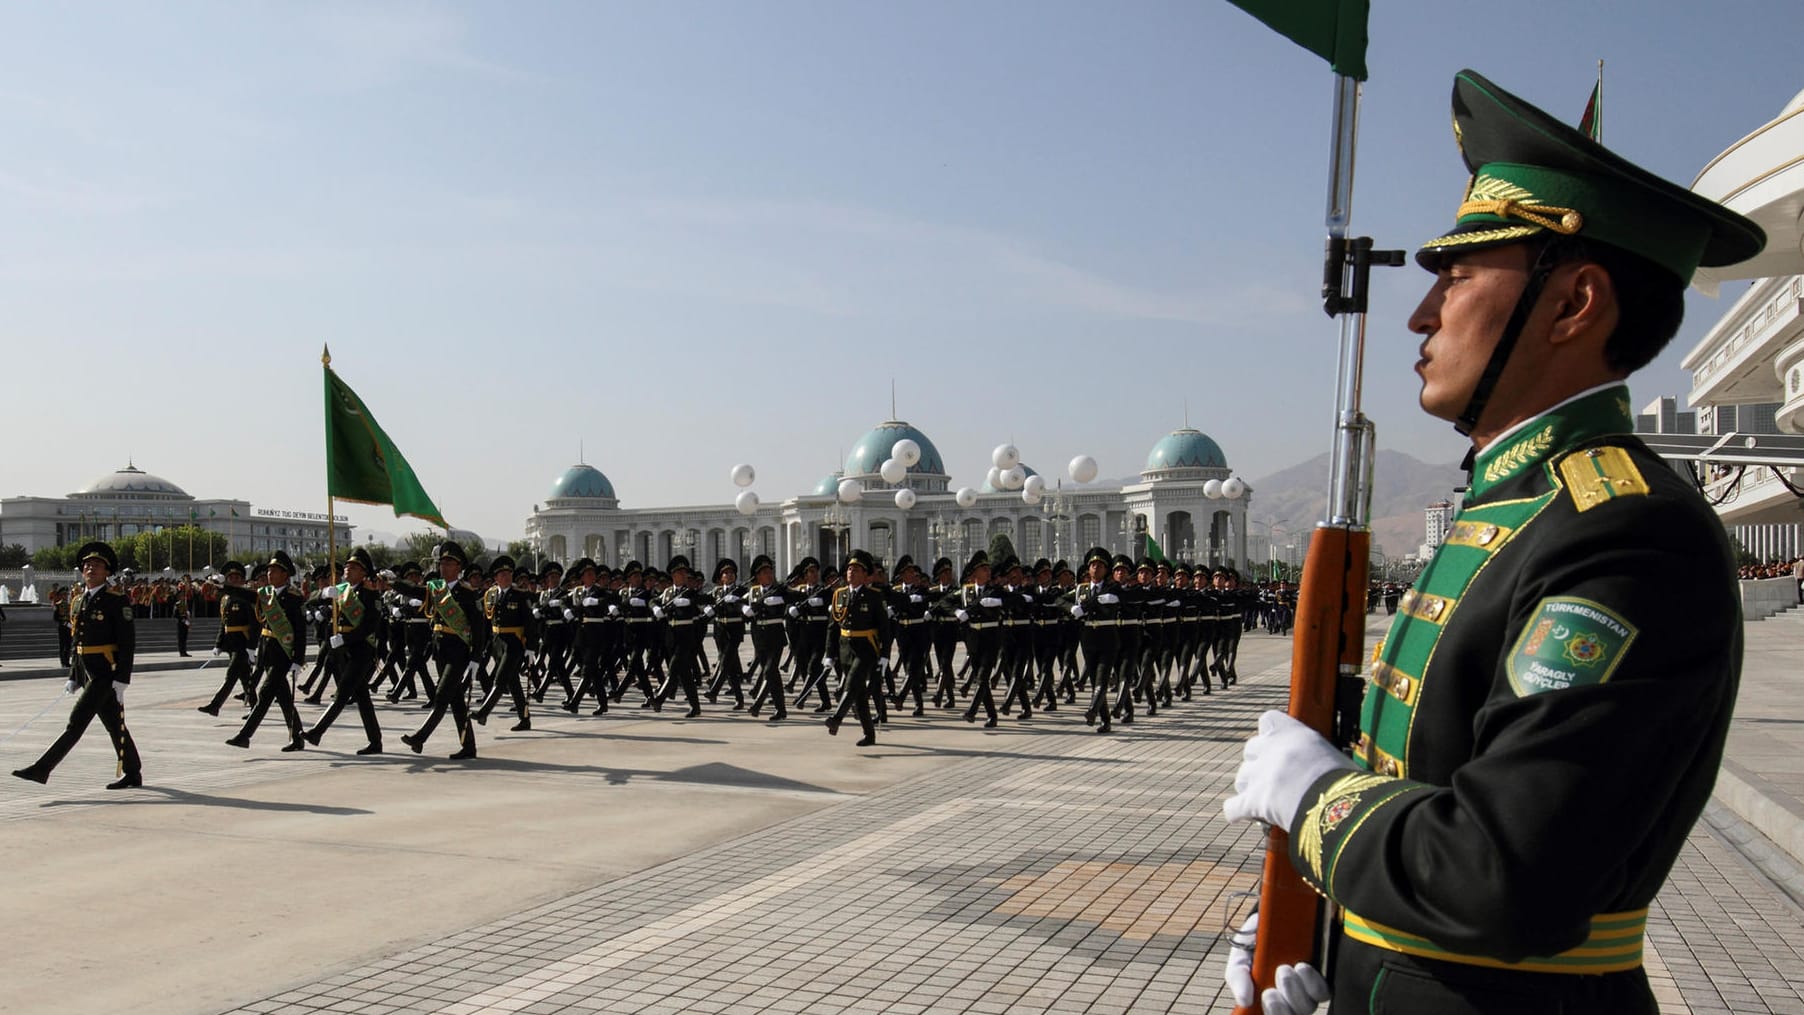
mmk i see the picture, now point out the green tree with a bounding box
[986,532,1018,565]
[401,531,485,565]
[33,544,78,571]
[115,526,228,574]
[0,543,28,568]
[505,539,534,571]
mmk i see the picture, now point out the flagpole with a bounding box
[325,345,341,639]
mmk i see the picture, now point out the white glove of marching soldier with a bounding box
[321,585,339,600]
[955,609,969,623]
[288,663,301,682]
[563,609,576,621]
[1069,604,1085,618]
[741,604,755,618]
[1223,710,1357,830]
[465,661,480,679]
[1097,592,1119,605]
[979,596,1002,609]
[651,606,665,619]
[407,598,423,608]
[1225,912,1331,1015]
[582,597,600,608]
[607,604,619,616]
[807,596,823,607]
[629,597,646,608]
[329,634,344,650]
[672,597,691,608]
[703,605,714,617]
[64,678,80,695]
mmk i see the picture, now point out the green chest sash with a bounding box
[258,587,297,655]
[334,584,371,643]
[428,579,472,645]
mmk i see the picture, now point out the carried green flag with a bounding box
[1226,0,1369,81]
[1143,533,1167,565]
[323,347,449,528]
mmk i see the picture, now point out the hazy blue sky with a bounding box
[4,1,1798,543]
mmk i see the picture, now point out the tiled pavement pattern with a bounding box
[218,629,1804,1015]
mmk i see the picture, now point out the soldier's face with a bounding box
[1409,244,1543,427]
[1087,561,1107,582]
[80,559,108,587]
[345,562,366,585]
[719,567,736,585]
[846,562,869,586]
[439,559,460,582]
[495,569,513,588]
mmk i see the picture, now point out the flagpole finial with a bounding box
[321,344,332,367]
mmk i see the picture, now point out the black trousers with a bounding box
[235,643,303,745]
[308,642,382,747]
[747,624,787,715]
[476,634,529,722]
[710,622,747,702]
[412,637,475,753]
[962,630,998,723]
[32,663,140,780]
[830,638,878,739]
[1080,628,1118,724]
[204,634,257,710]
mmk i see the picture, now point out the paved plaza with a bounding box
[2,620,1801,1014]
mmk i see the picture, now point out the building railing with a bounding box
[1691,276,1804,393]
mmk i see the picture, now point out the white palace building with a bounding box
[525,421,1253,579]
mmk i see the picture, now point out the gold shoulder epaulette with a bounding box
[1558,446,1649,513]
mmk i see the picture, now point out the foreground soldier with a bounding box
[302,548,385,755]
[198,561,259,714]
[13,541,143,789]
[402,542,486,760]
[225,552,309,753]
[1225,71,1763,1014]
[473,555,535,732]
[825,549,886,747]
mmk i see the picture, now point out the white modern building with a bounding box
[1420,500,1457,559]
[0,463,353,564]
[525,420,1255,578]
[1672,84,1804,556]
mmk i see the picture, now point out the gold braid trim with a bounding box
[1457,197,1584,235]
[1296,771,1396,885]
[1482,425,1556,484]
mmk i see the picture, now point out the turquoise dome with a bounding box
[548,463,616,500]
[982,463,1038,493]
[843,420,945,477]
[1145,429,1227,471]
[812,472,844,497]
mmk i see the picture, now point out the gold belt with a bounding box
[840,627,880,650]
[223,625,253,635]
[78,644,118,665]
[496,626,528,638]
[1342,909,1648,975]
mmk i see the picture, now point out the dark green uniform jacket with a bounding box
[1288,384,1740,1013]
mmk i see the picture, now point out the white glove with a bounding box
[673,597,691,608]
[1224,711,1359,829]
[378,569,396,582]
[582,597,600,608]
[787,606,800,618]
[465,661,480,678]
[212,646,223,656]
[1098,593,1119,605]
[563,609,576,621]
[807,597,823,607]
[607,604,619,616]
[1225,912,1331,1015]
[329,634,345,649]
[651,606,665,619]
[1170,600,1183,609]
[1147,598,1164,607]
[391,607,403,617]
[114,683,126,705]
[288,663,301,681]
[550,598,564,607]
[723,595,740,603]
[1070,604,1085,618]
[206,574,226,587]
[955,609,969,622]
[629,597,646,608]
[408,598,423,608]
[703,606,715,617]
[764,595,785,606]
[64,678,80,695]
[321,585,339,600]
[741,604,755,617]
[979,596,1002,608]
[909,594,923,603]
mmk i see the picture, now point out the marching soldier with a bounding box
[705,557,750,709]
[954,551,1002,729]
[532,561,575,704]
[1063,547,1122,734]
[1109,554,1143,725]
[926,557,961,708]
[401,541,487,760]
[562,558,613,715]
[386,561,436,703]
[12,541,143,789]
[224,552,309,753]
[302,548,385,754]
[742,555,792,720]
[472,555,534,732]
[198,561,259,714]
[825,549,886,747]
[886,556,933,717]
[649,556,706,717]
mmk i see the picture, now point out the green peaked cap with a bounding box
[1417,70,1765,283]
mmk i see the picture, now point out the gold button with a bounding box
[1477,525,1499,545]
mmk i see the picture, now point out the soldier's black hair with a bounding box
[1531,235,1685,375]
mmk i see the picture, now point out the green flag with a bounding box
[1226,0,1369,81]
[323,354,449,528]
[1143,533,1167,565]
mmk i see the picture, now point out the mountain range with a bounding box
[1247,449,1466,562]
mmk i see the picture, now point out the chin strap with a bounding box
[1453,241,1570,437]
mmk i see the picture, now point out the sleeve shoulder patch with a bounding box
[1506,596,1639,695]
[1557,446,1649,513]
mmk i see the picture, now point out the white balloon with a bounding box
[1021,489,1042,506]
[1002,466,1026,490]
[985,466,1003,490]
[1068,454,1099,484]
[730,463,756,488]
[1222,477,1246,499]
[879,457,906,484]
[1204,479,1224,499]
[1023,474,1045,496]
[838,478,863,503]
[894,488,916,510]
[955,486,978,508]
[891,438,921,467]
[734,490,760,516]
[992,443,1020,470]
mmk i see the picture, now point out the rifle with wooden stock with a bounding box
[1219,3,1399,1009]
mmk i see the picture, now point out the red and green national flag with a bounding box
[1579,80,1602,142]
[323,348,449,529]
[1226,0,1370,81]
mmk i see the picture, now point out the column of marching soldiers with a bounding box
[199,537,1286,759]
